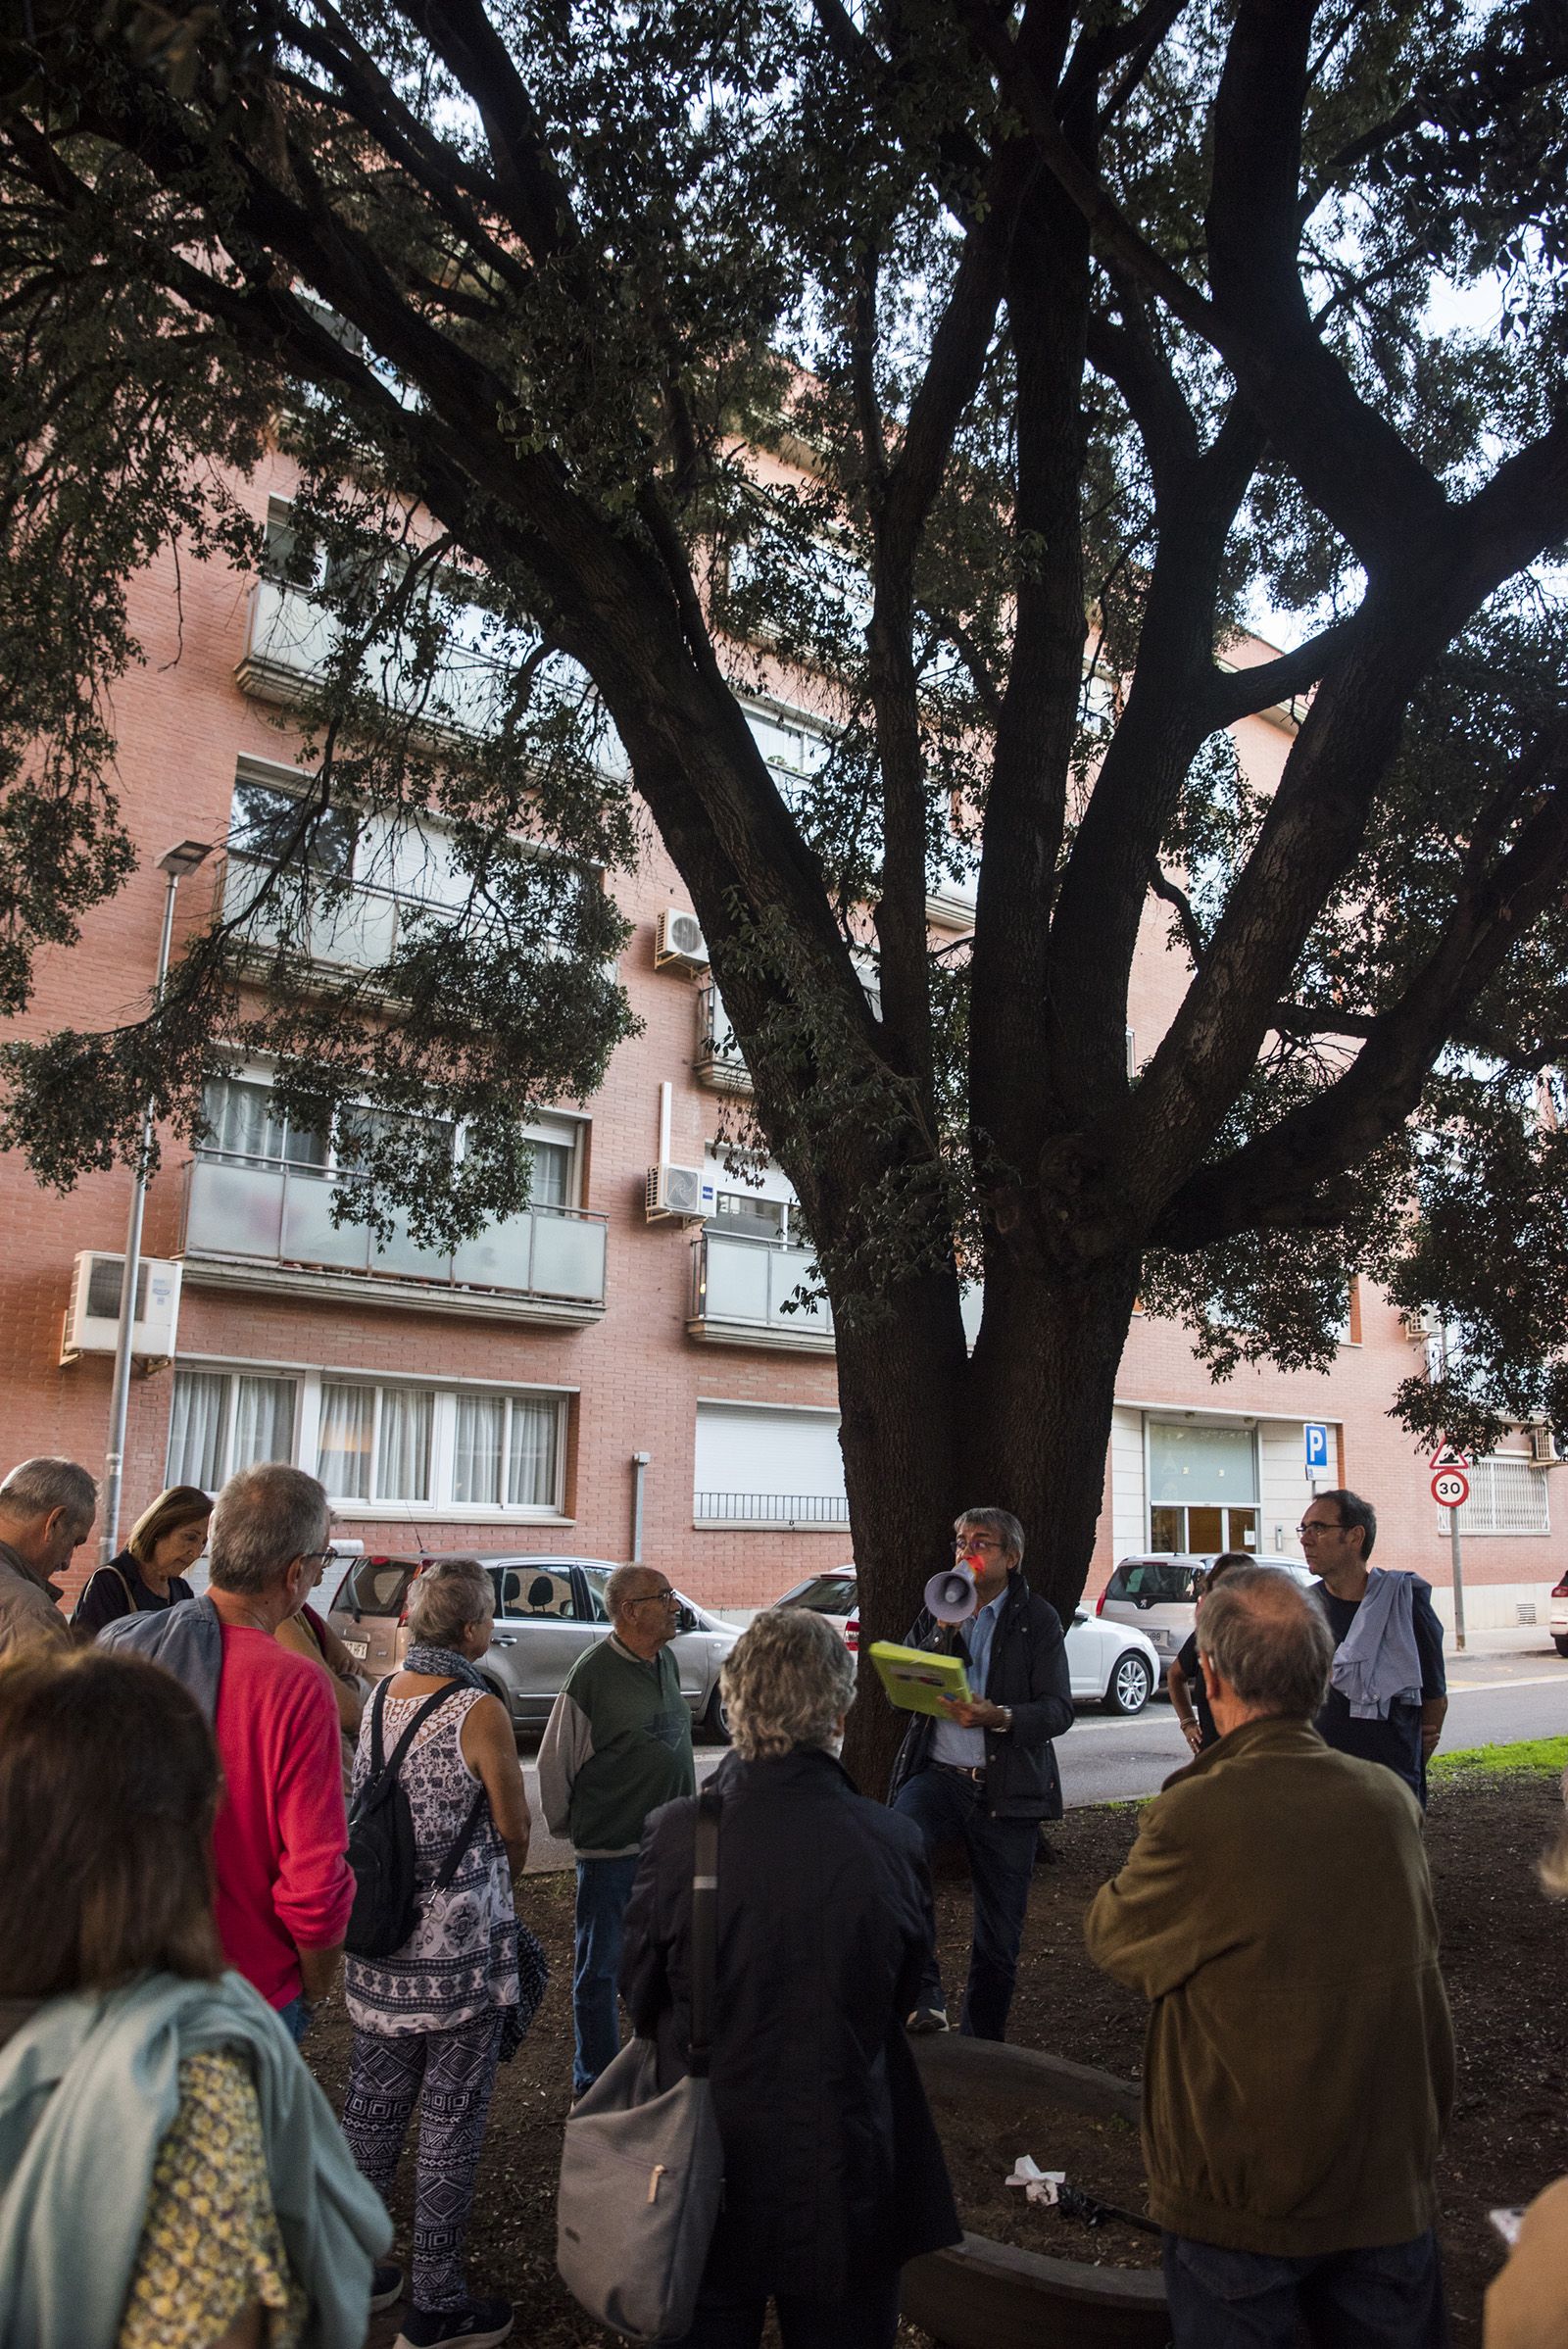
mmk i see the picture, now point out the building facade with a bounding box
[6,449,1563,1629]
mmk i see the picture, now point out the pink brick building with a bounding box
[7,452,1564,1630]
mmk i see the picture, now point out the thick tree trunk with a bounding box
[837,1250,1141,1792]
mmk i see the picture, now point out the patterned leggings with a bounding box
[341,2011,504,2312]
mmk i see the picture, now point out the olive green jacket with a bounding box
[1085,1715,1453,2257]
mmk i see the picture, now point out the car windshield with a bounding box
[782,1574,858,1615]
[1105,1559,1199,1604]
[333,1558,418,1617]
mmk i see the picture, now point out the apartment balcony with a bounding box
[235,577,514,740]
[217,851,432,975]
[179,1152,608,1325]
[694,981,752,1093]
[687,1231,834,1351]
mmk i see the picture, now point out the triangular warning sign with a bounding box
[1430,1441,1473,1470]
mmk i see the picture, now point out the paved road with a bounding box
[1060,1640,1568,1808]
[518,1643,1568,1866]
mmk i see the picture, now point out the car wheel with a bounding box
[1555,1636,1568,1658]
[1104,1652,1153,1715]
[703,1685,732,1745]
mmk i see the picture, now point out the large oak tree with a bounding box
[4,0,1568,1765]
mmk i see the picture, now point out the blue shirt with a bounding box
[930,1587,1006,1768]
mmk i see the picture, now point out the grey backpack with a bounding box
[556,1791,724,2342]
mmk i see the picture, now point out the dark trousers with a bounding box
[341,2012,504,2313]
[1162,2228,1447,2349]
[572,1852,640,2095]
[662,2268,901,2348]
[891,1764,1038,2039]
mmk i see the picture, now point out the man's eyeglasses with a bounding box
[299,1549,335,1565]
[1296,1521,1343,1540]
[628,1588,680,1606]
[955,1536,1004,1553]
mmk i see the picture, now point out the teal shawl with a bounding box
[0,1969,391,2349]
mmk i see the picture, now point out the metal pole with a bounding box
[1449,1501,1466,1652]
[630,1451,651,1564]
[100,867,181,1565]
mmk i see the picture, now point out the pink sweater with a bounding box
[212,1624,355,2008]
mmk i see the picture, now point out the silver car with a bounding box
[326,1552,740,1738]
[1096,1551,1316,1677]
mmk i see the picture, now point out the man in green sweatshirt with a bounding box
[1086,1566,1453,2349]
[539,1563,696,2095]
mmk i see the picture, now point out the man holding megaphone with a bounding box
[888,1507,1074,2041]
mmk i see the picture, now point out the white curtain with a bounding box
[202,1077,326,1168]
[507,1398,558,1508]
[526,1141,571,1208]
[454,1394,503,1505]
[377,1389,432,1501]
[318,1384,373,1499]
[232,1376,296,1470]
[168,1371,230,1489]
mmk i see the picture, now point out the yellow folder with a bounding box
[868,1639,971,1717]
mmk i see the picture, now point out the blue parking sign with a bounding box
[1304,1422,1331,1474]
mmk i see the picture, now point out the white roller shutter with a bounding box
[694,1401,848,1525]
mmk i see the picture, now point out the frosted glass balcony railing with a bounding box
[182,1153,607,1306]
[236,577,628,765]
[218,852,417,970]
[694,981,752,1092]
[689,1231,833,1344]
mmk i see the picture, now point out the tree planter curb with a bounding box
[901,2034,1170,2349]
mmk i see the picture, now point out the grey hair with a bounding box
[208,1464,330,1596]
[721,1607,857,1762]
[606,1563,663,1619]
[955,1505,1025,1567]
[408,1557,493,1648]
[0,1458,97,1530]
[1197,1567,1334,1720]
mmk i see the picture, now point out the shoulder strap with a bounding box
[110,1563,136,1614]
[686,1788,721,2079]
[366,1679,465,1799]
[432,1786,488,1895]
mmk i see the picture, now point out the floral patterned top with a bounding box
[344,1683,519,2034]
[119,2049,306,2349]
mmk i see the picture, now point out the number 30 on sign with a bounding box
[1432,1468,1470,1509]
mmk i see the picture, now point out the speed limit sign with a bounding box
[1432,1468,1470,1509]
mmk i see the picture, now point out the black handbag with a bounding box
[345,1679,484,1959]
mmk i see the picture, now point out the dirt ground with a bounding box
[307,1763,1568,2346]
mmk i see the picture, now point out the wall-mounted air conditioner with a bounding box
[646,1162,710,1223]
[1400,1305,1444,1344]
[655,907,710,973]
[61,1252,181,1365]
[1529,1421,1561,1465]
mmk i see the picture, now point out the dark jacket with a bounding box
[620,1746,960,2301]
[1086,1716,1453,2257]
[73,1551,194,1636]
[888,1571,1074,1821]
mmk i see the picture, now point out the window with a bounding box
[171,1365,567,1517]
[708,1190,790,1243]
[202,1076,329,1169]
[497,1567,576,1619]
[1443,1458,1549,1537]
[693,1401,848,1525]
[1148,1420,1259,1554]
[230,775,358,874]
[168,1369,299,1489]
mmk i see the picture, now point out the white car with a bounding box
[774,1569,1159,1715]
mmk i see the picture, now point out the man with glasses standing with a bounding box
[540,1563,695,2094]
[1299,1490,1447,1803]
[890,1507,1073,2039]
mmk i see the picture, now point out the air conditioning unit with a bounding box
[1529,1421,1561,1465]
[655,907,710,973]
[645,1162,710,1223]
[1400,1305,1444,1344]
[61,1252,181,1365]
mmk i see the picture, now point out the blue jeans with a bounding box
[572,1853,641,2095]
[1162,2229,1446,2348]
[277,1995,310,2045]
[891,1765,1039,2039]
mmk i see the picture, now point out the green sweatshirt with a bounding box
[537,1636,696,1857]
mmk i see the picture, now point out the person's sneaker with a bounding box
[395,2297,515,2349]
[370,2263,405,2313]
[906,2005,950,2035]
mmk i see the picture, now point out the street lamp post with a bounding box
[99,840,212,1567]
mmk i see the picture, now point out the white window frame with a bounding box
[169,1358,575,1525]
[166,1366,302,1490]
[1438,1456,1550,1538]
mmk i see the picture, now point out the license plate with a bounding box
[343,1637,368,1661]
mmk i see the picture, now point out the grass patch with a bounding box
[1430,1734,1568,1781]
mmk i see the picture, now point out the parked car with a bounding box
[1096,1551,1317,1678]
[326,1552,740,1737]
[774,1571,1160,1715]
[1551,1570,1568,1657]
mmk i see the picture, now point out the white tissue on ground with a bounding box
[1004,2154,1066,2205]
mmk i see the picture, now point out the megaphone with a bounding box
[924,1560,980,1625]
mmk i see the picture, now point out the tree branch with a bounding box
[1202,617,1356,730]
[1149,861,1206,964]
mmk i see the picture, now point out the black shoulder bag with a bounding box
[345,1679,486,1960]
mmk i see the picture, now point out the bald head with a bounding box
[1197,1568,1333,1728]
[607,1563,680,1659]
